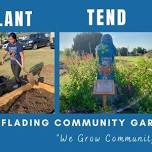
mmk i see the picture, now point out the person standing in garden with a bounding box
[1,33,24,88]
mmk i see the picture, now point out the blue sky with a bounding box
[60,32,152,52]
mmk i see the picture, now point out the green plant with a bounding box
[114,57,152,113]
[60,56,98,113]
[60,55,152,113]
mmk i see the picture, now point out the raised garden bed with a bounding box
[0,76,8,96]
[0,83,54,114]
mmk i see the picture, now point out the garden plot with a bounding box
[60,54,152,114]
[8,88,54,114]
[0,52,54,113]
[0,83,54,113]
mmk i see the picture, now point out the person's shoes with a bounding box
[13,84,19,89]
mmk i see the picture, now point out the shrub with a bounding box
[60,56,98,113]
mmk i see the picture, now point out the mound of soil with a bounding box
[40,64,54,85]
[8,89,54,114]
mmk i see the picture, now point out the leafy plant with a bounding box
[60,55,152,113]
[60,56,98,113]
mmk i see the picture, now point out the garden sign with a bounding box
[93,34,116,107]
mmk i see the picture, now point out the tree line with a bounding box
[64,32,151,57]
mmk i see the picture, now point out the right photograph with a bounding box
[59,32,152,114]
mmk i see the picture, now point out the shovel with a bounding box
[12,58,36,85]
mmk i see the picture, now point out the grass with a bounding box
[116,56,144,64]
[0,47,54,78]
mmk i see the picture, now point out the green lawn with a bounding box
[116,56,145,64]
[0,47,54,78]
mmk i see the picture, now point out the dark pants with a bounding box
[11,63,21,85]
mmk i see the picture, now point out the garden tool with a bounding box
[12,58,37,85]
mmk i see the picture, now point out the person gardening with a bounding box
[1,33,24,89]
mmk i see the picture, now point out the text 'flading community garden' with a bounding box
[60,32,152,114]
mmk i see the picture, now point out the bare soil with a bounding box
[40,64,54,85]
[0,64,54,96]
[8,89,54,113]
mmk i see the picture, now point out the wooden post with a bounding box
[102,95,107,107]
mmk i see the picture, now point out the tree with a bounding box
[72,32,102,58]
[132,47,147,55]
[63,48,73,57]
[117,47,128,56]
[0,33,7,44]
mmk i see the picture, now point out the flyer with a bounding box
[0,0,152,151]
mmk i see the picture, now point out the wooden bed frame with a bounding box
[0,83,54,112]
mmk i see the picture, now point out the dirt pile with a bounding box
[40,64,54,85]
[8,89,54,113]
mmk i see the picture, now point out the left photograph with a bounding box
[0,32,54,114]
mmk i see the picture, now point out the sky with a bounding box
[60,32,152,52]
